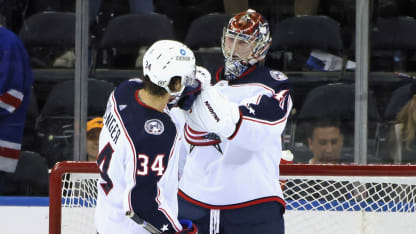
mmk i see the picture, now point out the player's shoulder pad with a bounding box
[268,70,288,82]
[115,78,144,94]
[255,67,290,93]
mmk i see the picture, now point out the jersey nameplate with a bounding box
[103,111,121,144]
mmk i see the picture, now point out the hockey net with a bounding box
[49,162,416,234]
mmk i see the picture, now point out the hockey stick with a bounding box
[395,72,416,80]
[126,210,162,234]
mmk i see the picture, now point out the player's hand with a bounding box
[177,79,202,110]
[177,66,211,110]
[175,219,198,234]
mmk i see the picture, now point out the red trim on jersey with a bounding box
[228,110,243,140]
[215,66,257,82]
[184,132,221,146]
[178,190,286,209]
[156,188,181,232]
[186,125,208,135]
[168,132,179,160]
[111,94,137,212]
[242,115,287,126]
[215,67,224,82]
[0,147,20,159]
[0,92,22,109]
[237,65,257,79]
[184,124,221,146]
[135,89,161,112]
[230,82,275,95]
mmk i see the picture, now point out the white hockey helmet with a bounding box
[143,40,196,96]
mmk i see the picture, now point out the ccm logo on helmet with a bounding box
[204,101,220,122]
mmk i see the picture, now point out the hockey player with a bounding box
[0,24,33,195]
[95,40,198,234]
[177,9,292,234]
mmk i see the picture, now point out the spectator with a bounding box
[86,117,103,162]
[307,119,344,164]
[0,24,33,194]
[388,81,416,163]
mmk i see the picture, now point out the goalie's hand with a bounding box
[177,66,211,110]
[185,85,240,140]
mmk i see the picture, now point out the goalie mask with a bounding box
[221,9,272,80]
[143,40,196,96]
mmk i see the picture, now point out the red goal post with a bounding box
[49,162,416,234]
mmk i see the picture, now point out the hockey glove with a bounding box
[177,66,211,110]
[177,79,202,110]
[174,219,198,234]
[185,85,240,140]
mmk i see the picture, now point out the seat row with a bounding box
[19,12,416,74]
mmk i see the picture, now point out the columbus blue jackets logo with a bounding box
[270,70,288,81]
[144,119,164,135]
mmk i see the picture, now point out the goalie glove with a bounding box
[185,85,240,140]
[177,66,211,110]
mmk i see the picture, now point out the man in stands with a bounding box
[307,119,344,164]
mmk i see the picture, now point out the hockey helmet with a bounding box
[222,9,272,64]
[143,40,196,96]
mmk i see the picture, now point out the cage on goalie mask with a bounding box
[221,9,272,65]
[143,40,196,96]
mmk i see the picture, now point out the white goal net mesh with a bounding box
[50,162,416,234]
[60,173,99,234]
[281,175,416,234]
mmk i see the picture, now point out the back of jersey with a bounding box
[95,80,182,234]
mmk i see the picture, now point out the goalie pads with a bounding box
[185,85,240,139]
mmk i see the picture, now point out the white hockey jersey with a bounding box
[177,65,293,209]
[95,79,182,234]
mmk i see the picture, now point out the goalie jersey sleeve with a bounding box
[95,79,182,234]
[227,68,292,152]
